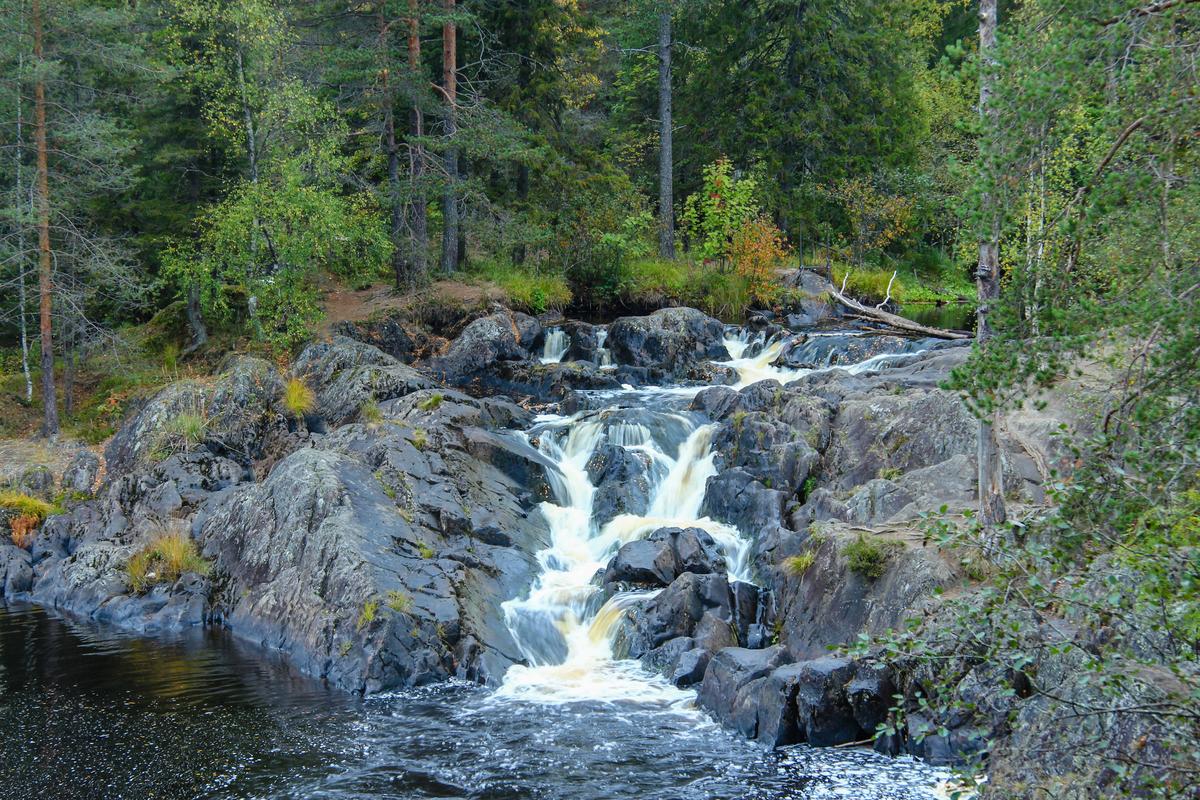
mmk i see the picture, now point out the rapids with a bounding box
[0,324,957,800]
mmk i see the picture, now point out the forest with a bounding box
[0,0,1198,799]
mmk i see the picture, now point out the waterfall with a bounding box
[497,407,750,706]
[595,327,615,370]
[497,324,926,708]
[541,328,570,364]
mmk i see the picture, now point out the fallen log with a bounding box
[830,285,970,340]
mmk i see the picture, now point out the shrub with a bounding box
[10,514,39,549]
[680,157,760,262]
[284,377,315,417]
[844,534,897,580]
[783,551,817,576]
[730,216,789,304]
[385,590,412,613]
[125,531,211,594]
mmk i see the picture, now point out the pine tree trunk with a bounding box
[15,53,33,404]
[407,0,428,280]
[32,0,58,437]
[440,0,458,275]
[381,9,407,288]
[976,0,1006,527]
[657,9,675,259]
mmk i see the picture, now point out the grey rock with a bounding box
[607,308,730,375]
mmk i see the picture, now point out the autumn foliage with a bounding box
[730,215,789,304]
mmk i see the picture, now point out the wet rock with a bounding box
[602,528,725,588]
[561,320,601,362]
[792,656,861,746]
[671,647,712,686]
[690,386,742,421]
[619,571,736,656]
[775,526,954,661]
[846,661,896,736]
[0,544,33,595]
[697,645,789,728]
[607,308,730,375]
[588,445,654,526]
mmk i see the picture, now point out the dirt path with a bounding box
[319,277,504,333]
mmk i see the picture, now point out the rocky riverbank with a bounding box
[0,273,1150,798]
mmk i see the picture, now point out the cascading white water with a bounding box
[595,328,615,370]
[541,328,570,364]
[496,409,750,706]
[723,332,928,389]
[497,324,928,708]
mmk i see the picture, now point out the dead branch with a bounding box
[830,284,970,340]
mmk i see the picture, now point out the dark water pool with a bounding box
[0,603,949,800]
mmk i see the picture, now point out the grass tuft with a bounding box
[0,490,57,520]
[125,531,211,594]
[385,590,412,613]
[284,377,316,417]
[360,398,383,425]
[357,598,379,631]
[843,534,899,580]
[783,551,817,576]
[417,393,444,412]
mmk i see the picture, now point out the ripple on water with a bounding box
[1,604,950,800]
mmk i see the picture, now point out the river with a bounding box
[0,327,955,800]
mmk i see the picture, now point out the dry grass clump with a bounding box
[126,531,211,593]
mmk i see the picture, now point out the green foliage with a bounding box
[472,260,571,314]
[843,535,896,580]
[125,532,210,594]
[679,157,760,262]
[163,168,391,350]
[416,541,435,560]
